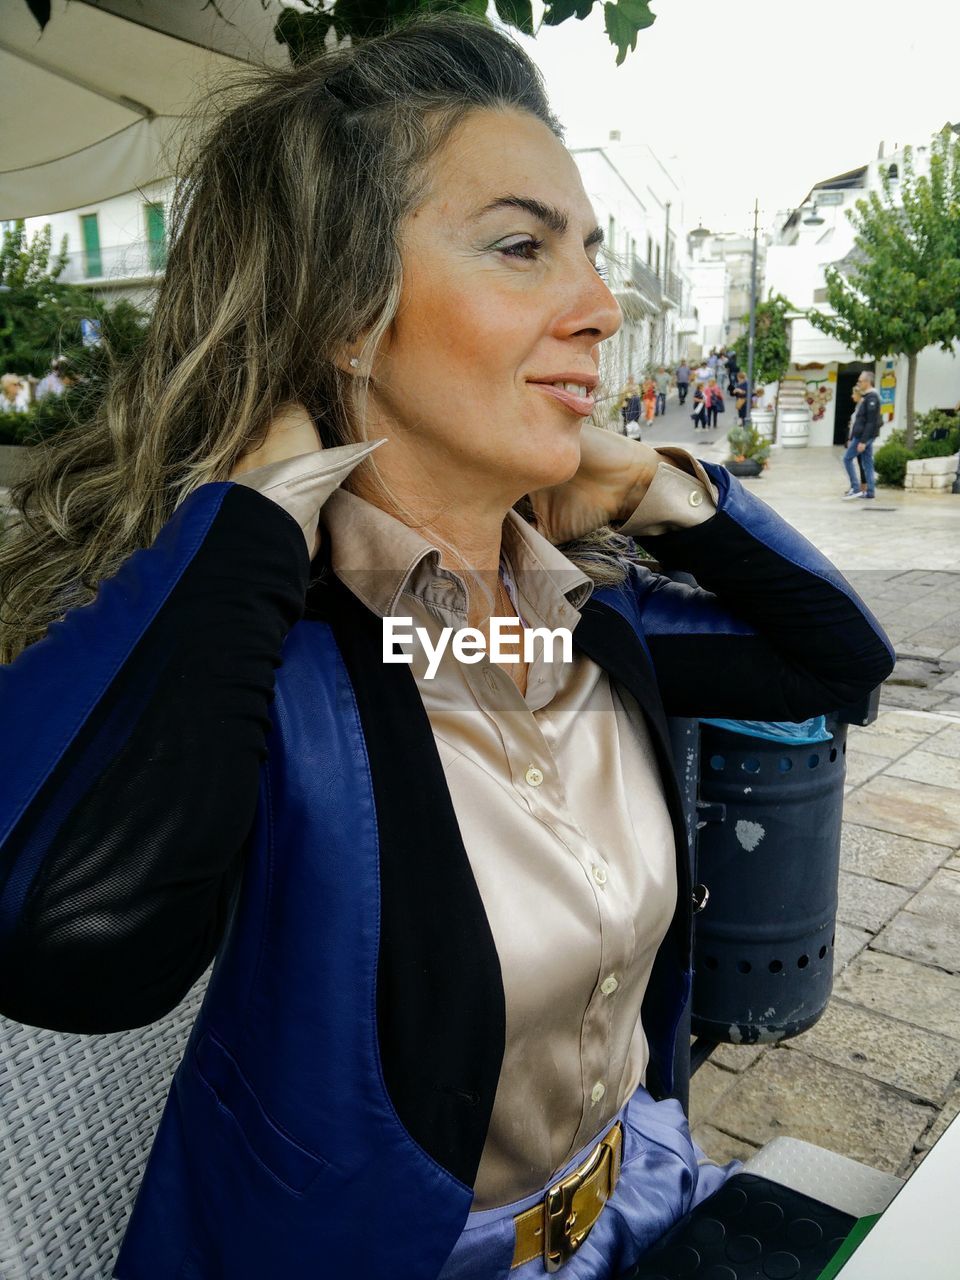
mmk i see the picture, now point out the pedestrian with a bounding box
[0,17,894,1280]
[35,357,73,402]
[695,358,710,383]
[842,371,880,499]
[0,373,29,413]
[642,374,657,425]
[654,365,670,416]
[706,348,718,379]
[845,387,867,495]
[726,349,739,395]
[619,375,642,439]
[691,382,707,429]
[675,358,690,405]
[734,373,749,422]
[705,378,725,429]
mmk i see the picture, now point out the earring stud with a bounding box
[349,357,359,369]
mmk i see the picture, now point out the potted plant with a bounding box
[725,423,771,477]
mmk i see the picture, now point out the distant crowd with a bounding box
[0,358,75,415]
[616,348,760,440]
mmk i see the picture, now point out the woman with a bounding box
[690,382,707,430]
[618,375,642,439]
[0,18,893,1280]
[641,375,657,427]
[705,378,725,429]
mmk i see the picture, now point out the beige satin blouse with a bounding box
[237,443,717,1208]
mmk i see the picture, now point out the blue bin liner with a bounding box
[697,715,832,745]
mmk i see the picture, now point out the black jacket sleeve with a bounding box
[859,391,882,443]
[0,483,308,1032]
[634,463,895,719]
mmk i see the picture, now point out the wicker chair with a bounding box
[0,978,207,1280]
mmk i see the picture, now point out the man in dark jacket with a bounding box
[842,370,880,499]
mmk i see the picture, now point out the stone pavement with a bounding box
[685,439,960,1181]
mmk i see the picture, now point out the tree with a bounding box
[0,221,99,377]
[733,293,792,390]
[806,128,960,448]
[276,0,657,67]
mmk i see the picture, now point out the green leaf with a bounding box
[542,0,597,27]
[495,0,534,33]
[603,0,656,64]
[274,8,335,63]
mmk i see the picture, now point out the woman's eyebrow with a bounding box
[474,194,603,247]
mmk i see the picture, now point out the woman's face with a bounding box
[365,108,621,506]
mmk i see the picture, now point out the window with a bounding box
[145,202,167,270]
[607,215,616,255]
[655,244,661,276]
[646,235,653,265]
[80,213,102,278]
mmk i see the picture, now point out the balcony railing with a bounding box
[57,239,167,285]
[663,269,683,305]
[628,255,662,307]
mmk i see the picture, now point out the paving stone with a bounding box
[916,1087,960,1151]
[842,774,960,847]
[887,748,960,790]
[706,1042,767,1073]
[843,749,892,787]
[835,950,960,1041]
[839,823,950,889]
[844,730,916,760]
[833,922,872,971]
[837,871,912,933]
[690,1124,759,1167]
[933,671,960,695]
[904,866,960,915]
[872,912,960,973]
[925,725,960,759]
[708,1049,935,1174]
[867,709,952,736]
[947,854,960,873]
[880,686,952,711]
[785,998,958,1103]
[687,1060,739,1129]
[935,696,960,717]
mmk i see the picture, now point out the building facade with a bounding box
[766,132,960,447]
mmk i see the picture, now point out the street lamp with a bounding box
[803,203,825,226]
[746,198,759,430]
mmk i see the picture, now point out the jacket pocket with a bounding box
[193,1031,330,1195]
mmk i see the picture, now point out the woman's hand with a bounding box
[229,402,321,479]
[528,424,661,544]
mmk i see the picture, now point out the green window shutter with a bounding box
[145,202,166,270]
[80,213,101,278]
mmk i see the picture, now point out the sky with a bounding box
[511,0,957,236]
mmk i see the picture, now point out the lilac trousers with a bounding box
[438,1087,736,1280]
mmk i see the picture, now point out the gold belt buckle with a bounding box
[542,1123,622,1272]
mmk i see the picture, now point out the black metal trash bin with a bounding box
[691,718,847,1045]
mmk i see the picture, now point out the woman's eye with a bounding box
[496,237,544,261]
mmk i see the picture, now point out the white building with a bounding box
[765,131,960,446]
[686,228,764,355]
[572,134,696,400]
[10,180,173,313]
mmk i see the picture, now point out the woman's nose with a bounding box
[558,261,622,344]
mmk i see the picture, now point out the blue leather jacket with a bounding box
[0,462,894,1278]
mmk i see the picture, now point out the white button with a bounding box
[591,1081,606,1104]
[592,864,608,887]
[525,765,544,788]
[688,489,704,507]
[600,975,619,996]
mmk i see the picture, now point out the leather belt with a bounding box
[511,1122,623,1272]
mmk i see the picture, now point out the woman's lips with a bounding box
[530,383,596,417]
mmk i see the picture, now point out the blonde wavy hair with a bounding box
[0,15,630,664]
